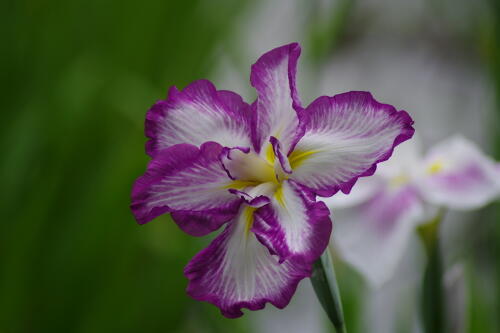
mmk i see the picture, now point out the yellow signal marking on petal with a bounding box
[223,180,260,190]
[288,149,318,169]
[265,143,275,164]
[427,160,444,175]
[274,184,286,208]
[243,206,257,237]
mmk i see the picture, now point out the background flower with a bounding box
[324,136,500,287]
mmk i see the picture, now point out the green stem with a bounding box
[417,209,446,333]
[310,246,347,333]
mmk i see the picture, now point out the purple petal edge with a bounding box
[228,189,271,208]
[171,208,240,237]
[270,136,292,174]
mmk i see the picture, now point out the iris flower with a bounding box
[131,43,414,317]
[324,135,500,287]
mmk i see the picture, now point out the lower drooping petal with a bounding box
[417,135,500,209]
[184,205,311,318]
[327,185,425,287]
[131,142,241,235]
[145,80,252,156]
[290,91,414,197]
[253,180,332,263]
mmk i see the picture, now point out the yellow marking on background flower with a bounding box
[274,184,286,207]
[427,160,444,175]
[243,206,257,237]
[288,149,318,169]
[389,174,410,188]
[223,180,260,190]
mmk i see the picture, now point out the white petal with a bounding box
[328,186,425,287]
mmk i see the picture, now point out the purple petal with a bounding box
[290,91,415,197]
[131,142,241,235]
[253,180,332,263]
[184,206,311,318]
[145,80,252,157]
[170,210,237,237]
[250,43,304,154]
[417,135,500,209]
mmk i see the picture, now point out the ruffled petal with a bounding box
[145,80,252,156]
[250,43,304,154]
[290,91,415,197]
[417,135,500,209]
[131,142,241,235]
[328,185,425,287]
[185,205,311,318]
[253,180,332,263]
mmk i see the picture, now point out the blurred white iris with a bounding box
[323,135,500,287]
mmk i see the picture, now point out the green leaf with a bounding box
[310,248,347,333]
[417,210,446,333]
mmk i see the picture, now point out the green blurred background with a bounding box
[1,0,499,332]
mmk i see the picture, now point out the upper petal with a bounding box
[184,205,311,318]
[250,43,304,154]
[253,180,332,263]
[145,80,252,156]
[290,91,415,197]
[416,135,500,209]
[131,142,241,235]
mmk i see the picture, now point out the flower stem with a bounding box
[417,209,446,333]
[310,246,347,333]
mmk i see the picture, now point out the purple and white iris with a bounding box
[325,135,500,287]
[131,43,414,318]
